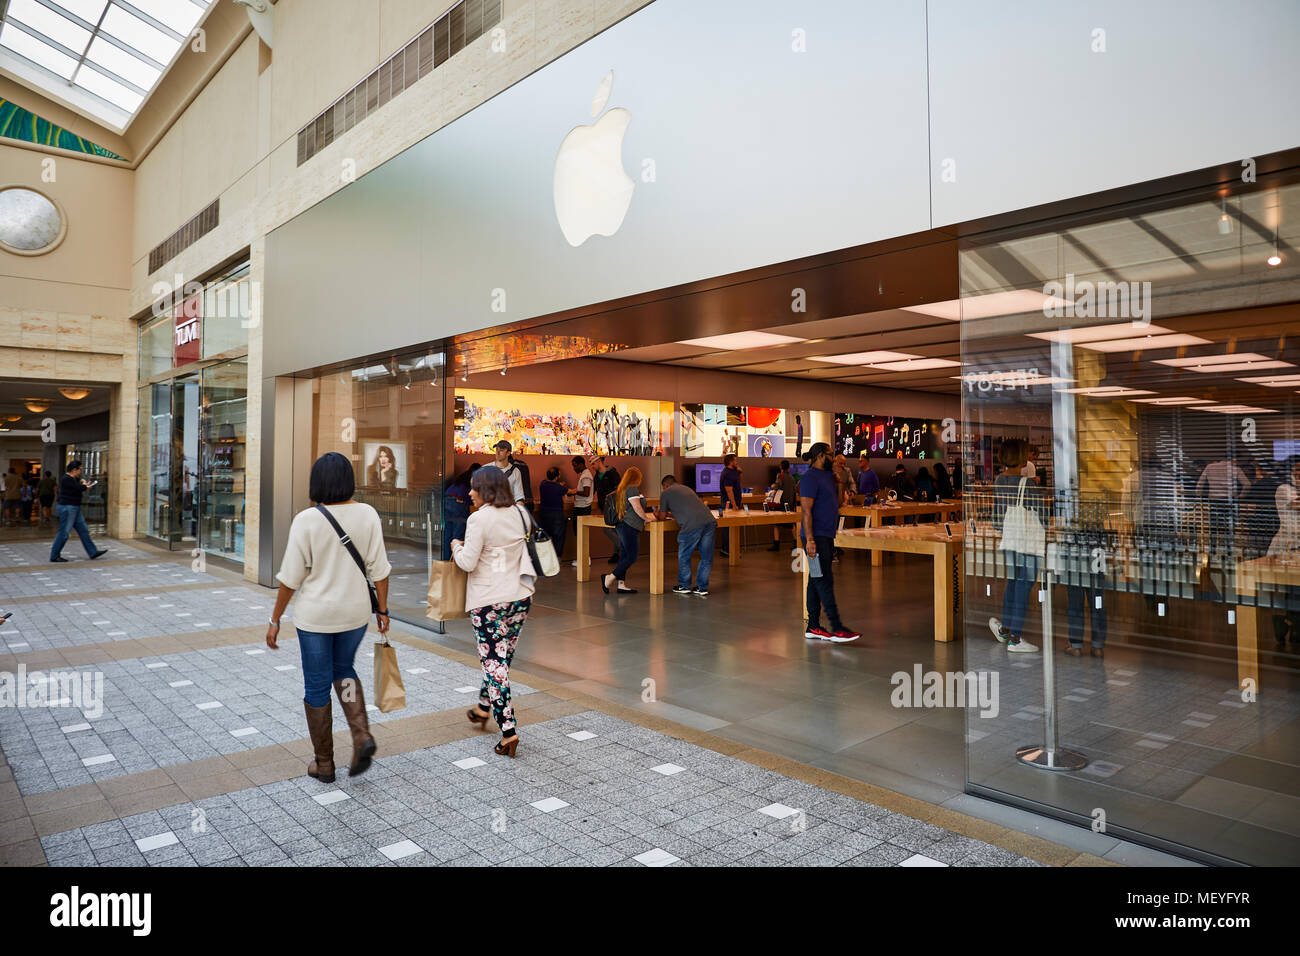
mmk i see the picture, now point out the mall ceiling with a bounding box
[0,380,112,431]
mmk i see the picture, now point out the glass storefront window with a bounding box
[959,179,1300,865]
[202,265,251,358]
[307,351,447,625]
[200,358,248,558]
[138,315,172,380]
[136,383,173,538]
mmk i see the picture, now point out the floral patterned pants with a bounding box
[472,597,531,735]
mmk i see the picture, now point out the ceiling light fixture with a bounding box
[810,350,920,365]
[1029,322,1175,344]
[23,399,49,413]
[58,387,90,400]
[1218,197,1233,235]
[676,331,806,350]
[904,290,1069,322]
[868,358,963,372]
[2,414,20,422]
[1077,333,1212,353]
[1194,404,1278,414]
[1129,396,1215,405]
[1058,386,1157,397]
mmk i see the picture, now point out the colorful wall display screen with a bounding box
[834,414,944,460]
[681,404,787,458]
[454,389,673,456]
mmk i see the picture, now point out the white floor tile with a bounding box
[82,754,116,767]
[314,790,350,806]
[406,668,429,675]
[145,662,169,669]
[900,853,947,867]
[61,723,92,733]
[196,701,222,710]
[169,680,193,688]
[633,847,680,867]
[531,797,570,813]
[454,686,476,693]
[230,727,259,738]
[651,763,685,776]
[567,730,598,741]
[758,803,798,819]
[135,832,179,853]
[245,649,265,656]
[274,665,295,671]
[378,840,423,861]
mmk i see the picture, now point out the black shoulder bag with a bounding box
[315,504,380,613]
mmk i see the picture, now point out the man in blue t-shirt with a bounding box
[718,453,743,557]
[799,443,859,643]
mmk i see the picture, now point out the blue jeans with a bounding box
[1000,550,1040,637]
[50,504,96,559]
[296,624,367,707]
[676,522,716,590]
[612,522,640,581]
[1067,586,1107,648]
[539,509,567,561]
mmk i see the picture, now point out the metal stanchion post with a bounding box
[1016,563,1088,771]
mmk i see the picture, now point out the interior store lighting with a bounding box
[1058,386,1157,397]
[867,358,963,371]
[1219,197,1233,235]
[1028,322,1174,344]
[57,387,90,400]
[1238,373,1300,386]
[1129,396,1215,405]
[1194,404,1278,414]
[1078,333,1211,353]
[809,350,920,365]
[23,399,49,413]
[677,331,806,350]
[902,290,1069,321]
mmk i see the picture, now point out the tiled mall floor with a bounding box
[1,535,1098,868]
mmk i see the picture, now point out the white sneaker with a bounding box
[1007,639,1039,653]
[988,617,1009,643]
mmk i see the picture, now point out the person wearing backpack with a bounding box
[268,452,392,782]
[593,455,621,564]
[988,439,1046,653]
[602,466,657,594]
[486,439,525,502]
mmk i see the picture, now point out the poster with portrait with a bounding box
[747,434,784,458]
[363,440,408,490]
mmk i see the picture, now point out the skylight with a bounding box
[0,0,211,132]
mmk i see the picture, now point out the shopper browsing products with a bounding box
[603,466,656,594]
[799,442,860,643]
[659,475,717,595]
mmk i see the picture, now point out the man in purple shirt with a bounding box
[800,443,859,643]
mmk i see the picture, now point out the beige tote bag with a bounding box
[373,638,407,713]
[426,559,468,622]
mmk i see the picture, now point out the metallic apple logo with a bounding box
[553,70,634,247]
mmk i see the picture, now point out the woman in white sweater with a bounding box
[268,453,392,782]
[451,466,536,758]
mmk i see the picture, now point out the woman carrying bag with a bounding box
[451,466,537,758]
[988,438,1046,653]
[268,452,393,782]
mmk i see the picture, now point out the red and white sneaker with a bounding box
[805,625,832,640]
[827,627,861,643]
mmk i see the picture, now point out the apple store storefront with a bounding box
[258,2,1300,865]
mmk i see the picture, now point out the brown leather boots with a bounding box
[303,700,335,783]
[333,677,378,777]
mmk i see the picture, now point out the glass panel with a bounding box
[201,268,250,358]
[85,35,160,89]
[0,23,78,77]
[123,0,204,36]
[172,374,200,547]
[199,358,247,559]
[138,315,172,380]
[100,4,176,63]
[51,1,110,25]
[960,179,1300,866]
[136,382,172,538]
[7,0,91,53]
[307,350,447,625]
[75,65,143,112]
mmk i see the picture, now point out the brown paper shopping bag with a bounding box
[373,639,407,713]
[426,559,468,622]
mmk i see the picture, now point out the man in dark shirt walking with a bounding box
[719,453,743,556]
[799,443,859,642]
[49,460,107,563]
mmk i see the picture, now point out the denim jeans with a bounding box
[296,623,368,707]
[1000,550,1040,637]
[805,535,842,630]
[676,522,716,590]
[1066,586,1107,648]
[613,522,640,581]
[539,509,567,561]
[50,504,97,559]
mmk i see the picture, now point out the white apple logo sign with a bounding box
[553,70,635,247]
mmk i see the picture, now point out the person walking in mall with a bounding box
[538,466,569,560]
[603,465,656,594]
[660,474,716,595]
[1266,455,1300,647]
[510,451,535,514]
[2,468,19,526]
[988,439,1045,653]
[451,466,536,758]
[594,455,622,564]
[568,455,594,567]
[267,451,391,781]
[768,459,798,551]
[799,442,860,643]
[441,463,480,560]
[486,439,525,502]
[933,461,955,500]
[719,453,742,557]
[1196,452,1250,561]
[49,461,107,562]
[37,469,56,527]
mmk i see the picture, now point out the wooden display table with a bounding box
[1232,553,1300,695]
[575,511,801,594]
[801,525,965,642]
[838,502,963,565]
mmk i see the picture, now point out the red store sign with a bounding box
[173,293,201,367]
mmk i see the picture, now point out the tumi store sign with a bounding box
[173,294,201,367]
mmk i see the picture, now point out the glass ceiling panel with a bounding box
[76,61,143,111]
[100,5,176,63]
[7,0,91,52]
[86,35,159,89]
[0,23,78,78]
[0,0,210,129]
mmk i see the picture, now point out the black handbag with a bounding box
[315,505,380,613]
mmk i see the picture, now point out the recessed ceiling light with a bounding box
[1171,360,1293,373]
[810,350,920,365]
[1028,322,1173,344]
[1194,404,1278,414]
[1238,374,1300,386]
[1153,353,1291,370]
[952,371,1075,387]
[677,331,806,350]
[868,358,963,372]
[1129,396,1215,405]
[23,399,50,413]
[1078,333,1212,353]
[904,290,1066,321]
[1057,386,1156,396]
[58,387,91,400]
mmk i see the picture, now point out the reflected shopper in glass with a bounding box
[452,466,535,758]
[269,452,392,782]
[441,463,480,561]
[988,439,1045,653]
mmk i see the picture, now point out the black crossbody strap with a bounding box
[315,505,380,612]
